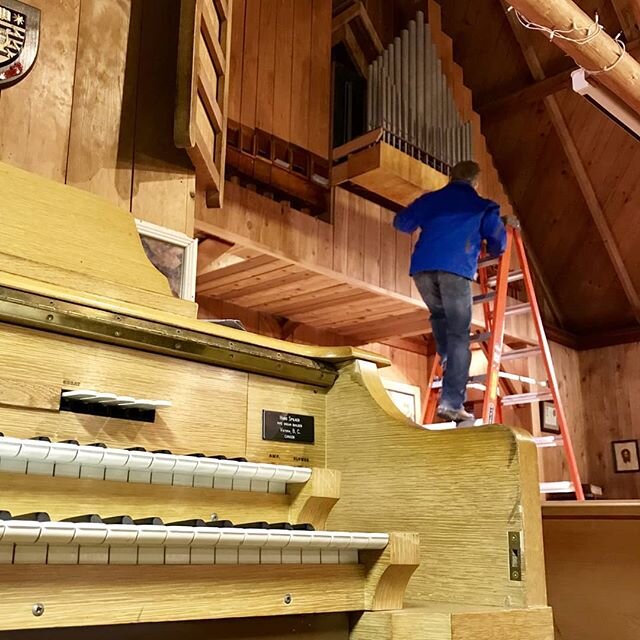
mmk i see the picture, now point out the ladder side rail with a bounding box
[481,228,514,424]
[422,355,442,424]
[514,231,585,501]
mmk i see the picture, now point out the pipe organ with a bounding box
[0,161,553,639]
[366,11,473,173]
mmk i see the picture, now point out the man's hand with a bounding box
[501,214,520,229]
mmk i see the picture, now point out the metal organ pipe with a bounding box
[366,13,473,172]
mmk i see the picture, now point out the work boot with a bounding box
[437,405,475,424]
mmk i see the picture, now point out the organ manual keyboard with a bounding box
[0,161,554,639]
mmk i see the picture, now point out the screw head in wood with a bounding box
[32,603,45,617]
[283,593,293,605]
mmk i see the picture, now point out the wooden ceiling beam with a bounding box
[507,0,640,115]
[503,1,640,324]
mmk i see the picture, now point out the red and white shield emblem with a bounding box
[0,0,39,86]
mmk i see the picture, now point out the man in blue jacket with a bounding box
[394,161,506,423]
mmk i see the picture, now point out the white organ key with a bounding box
[328,532,353,550]
[238,548,260,564]
[191,528,221,548]
[79,546,109,565]
[0,437,25,459]
[302,549,321,564]
[339,550,359,564]
[216,529,246,548]
[267,482,286,495]
[18,439,49,461]
[71,523,108,546]
[0,545,13,564]
[240,530,269,548]
[215,548,238,564]
[104,467,128,482]
[165,547,190,565]
[53,462,81,478]
[250,479,269,493]
[80,466,106,481]
[128,470,152,484]
[137,547,164,565]
[192,475,214,488]
[148,453,176,473]
[119,399,172,410]
[150,471,173,486]
[0,521,42,544]
[0,458,27,474]
[109,546,137,565]
[74,446,106,466]
[26,460,55,476]
[260,548,281,564]
[289,467,313,483]
[100,448,129,468]
[13,544,47,564]
[104,524,139,546]
[123,449,153,471]
[172,473,193,487]
[135,525,168,547]
[190,547,215,565]
[321,549,341,564]
[164,527,195,547]
[40,522,77,545]
[213,476,233,490]
[306,531,333,549]
[171,456,199,475]
[282,548,302,564]
[45,442,78,464]
[231,477,251,492]
[252,464,278,482]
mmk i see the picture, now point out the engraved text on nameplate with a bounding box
[262,410,315,445]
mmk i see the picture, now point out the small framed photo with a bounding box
[612,440,640,473]
[383,380,421,423]
[539,401,560,434]
[135,219,198,301]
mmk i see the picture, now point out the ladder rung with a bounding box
[470,332,491,344]
[470,372,547,387]
[473,292,496,305]
[487,270,524,287]
[422,420,485,431]
[534,435,564,448]
[501,391,553,406]
[431,379,487,391]
[478,256,500,268]
[501,346,542,362]
[505,303,531,317]
[540,481,574,494]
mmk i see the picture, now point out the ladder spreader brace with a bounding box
[423,224,585,501]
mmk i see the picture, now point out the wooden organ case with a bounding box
[0,162,553,639]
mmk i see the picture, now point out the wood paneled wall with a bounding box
[0,0,195,235]
[229,0,332,159]
[579,343,640,499]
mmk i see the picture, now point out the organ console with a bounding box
[0,161,554,638]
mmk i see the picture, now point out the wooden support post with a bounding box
[288,468,341,530]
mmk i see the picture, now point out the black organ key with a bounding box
[0,432,4,437]
[30,436,51,442]
[14,512,50,522]
[187,453,205,458]
[205,520,234,528]
[102,515,134,525]
[292,523,315,531]
[88,443,107,448]
[62,514,103,524]
[230,457,248,463]
[167,519,207,527]
[0,511,11,520]
[133,517,163,526]
[60,439,80,446]
[126,447,147,452]
[267,522,294,530]
[235,521,269,529]
[153,449,172,455]
[209,455,227,460]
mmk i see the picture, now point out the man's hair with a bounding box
[451,161,480,184]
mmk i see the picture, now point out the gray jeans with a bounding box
[413,271,472,410]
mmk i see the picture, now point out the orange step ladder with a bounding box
[422,224,585,501]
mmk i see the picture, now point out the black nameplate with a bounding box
[262,410,315,445]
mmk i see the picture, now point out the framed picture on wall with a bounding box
[612,440,640,473]
[135,219,198,301]
[539,401,560,434]
[383,380,421,423]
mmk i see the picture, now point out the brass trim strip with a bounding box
[0,287,337,387]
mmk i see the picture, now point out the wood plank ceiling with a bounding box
[434,0,640,340]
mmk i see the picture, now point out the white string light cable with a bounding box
[506,5,628,74]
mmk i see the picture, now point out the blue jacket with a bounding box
[393,181,506,280]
